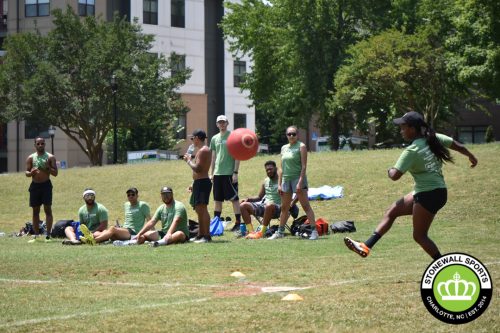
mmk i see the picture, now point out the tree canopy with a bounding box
[0,7,191,165]
[223,0,499,147]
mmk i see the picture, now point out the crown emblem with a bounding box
[437,272,476,301]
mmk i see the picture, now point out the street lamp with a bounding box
[48,125,56,155]
[110,74,118,164]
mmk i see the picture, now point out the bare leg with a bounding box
[32,206,41,235]
[412,203,441,259]
[278,192,293,228]
[43,205,53,236]
[297,190,315,227]
[262,204,276,227]
[240,202,254,225]
[374,193,414,236]
[231,199,241,215]
[195,204,211,237]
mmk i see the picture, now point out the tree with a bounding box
[222,0,393,150]
[0,7,191,165]
[330,29,465,143]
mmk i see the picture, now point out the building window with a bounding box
[234,113,247,129]
[24,120,50,140]
[176,114,186,140]
[457,126,487,144]
[233,61,246,87]
[171,54,186,83]
[171,0,185,28]
[78,0,95,17]
[25,0,50,17]
[143,0,158,25]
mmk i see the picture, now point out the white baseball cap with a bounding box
[216,115,228,123]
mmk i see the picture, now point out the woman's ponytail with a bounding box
[425,126,454,164]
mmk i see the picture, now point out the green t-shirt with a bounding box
[31,152,50,172]
[123,201,150,233]
[209,131,235,175]
[78,203,109,232]
[394,133,454,193]
[264,177,281,205]
[281,141,303,181]
[153,200,189,237]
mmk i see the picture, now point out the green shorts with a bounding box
[281,176,308,193]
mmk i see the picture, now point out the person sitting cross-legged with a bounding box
[242,160,298,239]
[132,186,190,247]
[90,187,151,245]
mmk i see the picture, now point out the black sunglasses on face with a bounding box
[287,132,297,137]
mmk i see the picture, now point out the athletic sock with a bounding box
[235,214,241,224]
[214,211,221,218]
[247,224,254,232]
[260,225,267,234]
[364,231,381,248]
[278,226,285,234]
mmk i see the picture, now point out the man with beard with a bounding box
[134,186,189,247]
[25,136,58,243]
[63,189,108,245]
[241,161,298,239]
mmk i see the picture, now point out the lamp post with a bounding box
[48,125,56,155]
[110,74,118,164]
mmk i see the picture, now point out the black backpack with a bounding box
[17,221,46,237]
[289,215,309,236]
[51,220,74,238]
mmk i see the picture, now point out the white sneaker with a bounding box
[309,229,319,240]
[268,231,284,240]
[113,240,130,246]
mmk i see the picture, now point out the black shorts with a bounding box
[158,230,189,242]
[213,175,239,202]
[29,180,53,207]
[191,178,212,207]
[413,188,447,214]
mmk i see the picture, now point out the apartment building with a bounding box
[0,0,254,173]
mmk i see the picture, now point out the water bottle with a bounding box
[239,223,247,237]
[186,144,195,156]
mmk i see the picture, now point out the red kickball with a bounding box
[227,128,259,161]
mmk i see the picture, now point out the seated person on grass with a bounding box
[241,160,298,239]
[131,186,189,247]
[91,187,150,244]
[63,188,108,245]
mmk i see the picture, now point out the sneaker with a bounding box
[27,235,43,243]
[44,236,54,243]
[190,235,202,242]
[309,229,319,240]
[194,236,211,243]
[234,230,245,238]
[344,237,370,258]
[62,239,82,245]
[230,223,241,232]
[151,241,160,247]
[268,231,284,240]
[79,225,96,246]
[246,231,263,239]
[113,240,130,246]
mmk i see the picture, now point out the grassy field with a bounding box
[0,144,498,332]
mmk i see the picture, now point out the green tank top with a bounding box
[264,177,281,205]
[31,152,49,172]
[281,142,303,181]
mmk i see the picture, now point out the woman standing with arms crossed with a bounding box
[345,111,478,259]
[269,126,318,240]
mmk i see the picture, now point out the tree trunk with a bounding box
[330,115,340,151]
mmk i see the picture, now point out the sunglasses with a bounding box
[286,132,297,137]
[127,193,136,197]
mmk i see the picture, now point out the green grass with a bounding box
[0,144,498,332]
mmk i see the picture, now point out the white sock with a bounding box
[127,239,138,245]
[157,239,167,246]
